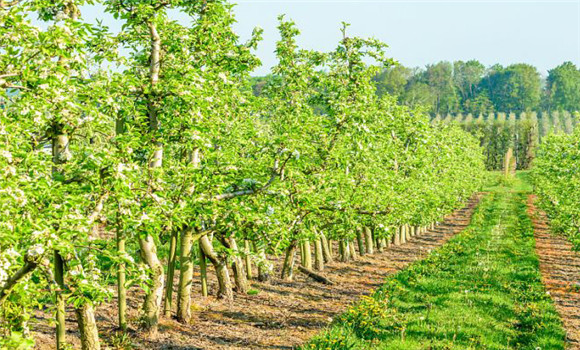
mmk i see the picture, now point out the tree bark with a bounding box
[339,240,350,262]
[176,227,194,323]
[320,233,333,263]
[281,241,297,281]
[199,241,208,297]
[349,240,358,260]
[253,242,272,283]
[116,230,127,331]
[314,238,324,271]
[302,240,312,270]
[229,237,248,294]
[356,229,365,256]
[244,240,253,280]
[163,230,178,318]
[364,227,374,254]
[393,227,401,246]
[199,235,232,301]
[139,234,164,334]
[75,302,101,350]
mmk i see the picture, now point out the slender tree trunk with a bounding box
[281,241,297,281]
[176,227,194,323]
[229,237,248,294]
[244,240,253,280]
[163,230,178,318]
[176,149,201,322]
[349,240,358,260]
[339,240,350,262]
[314,238,324,271]
[400,225,407,244]
[75,302,101,350]
[406,224,412,241]
[379,238,387,250]
[139,234,164,334]
[320,233,333,263]
[302,240,312,270]
[52,134,68,350]
[356,229,365,256]
[253,242,272,283]
[393,227,401,246]
[376,236,384,253]
[139,20,165,335]
[116,229,127,331]
[199,241,208,297]
[364,227,374,254]
[199,235,232,301]
[328,239,335,258]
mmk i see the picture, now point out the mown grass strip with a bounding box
[303,184,566,349]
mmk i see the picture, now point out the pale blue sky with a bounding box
[82,0,580,76]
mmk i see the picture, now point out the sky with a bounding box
[81,0,580,76]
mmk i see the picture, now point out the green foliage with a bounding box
[546,62,580,112]
[532,128,580,249]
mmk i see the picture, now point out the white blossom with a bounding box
[27,244,45,257]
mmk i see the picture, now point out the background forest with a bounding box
[253,60,580,115]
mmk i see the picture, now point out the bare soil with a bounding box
[528,195,580,349]
[31,194,482,350]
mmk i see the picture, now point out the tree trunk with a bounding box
[314,238,324,271]
[339,240,350,262]
[393,227,401,246]
[356,229,365,256]
[320,233,333,263]
[253,242,272,283]
[406,225,412,241]
[349,240,358,260]
[139,19,165,336]
[244,240,253,280]
[229,237,248,294]
[328,239,335,258]
[379,238,387,250]
[176,227,194,323]
[376,236,384,253]
[116,230,127,331]
[199,241,208,297]
[55,251,66,349]
[400,225,407,244]
[199,235,232,301]
[75,302,101,350]
[139,234,164,335]
[281,241,297,281]
[364,227,374,254]
[163,230,178,318]
[302,240,312,270]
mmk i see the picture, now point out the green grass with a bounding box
[303,175,566,350]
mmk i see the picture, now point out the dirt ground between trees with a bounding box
[528,195,580,349]
[31,194,482,350]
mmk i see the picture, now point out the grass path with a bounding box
[305,178,567,349]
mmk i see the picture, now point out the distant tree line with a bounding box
[252,61,580,116]
[373,61,580,115]
[436,111,578,170]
